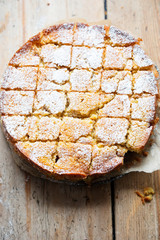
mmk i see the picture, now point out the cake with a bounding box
[0,23,159,182]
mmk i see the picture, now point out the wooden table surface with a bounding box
[0,0,160,239]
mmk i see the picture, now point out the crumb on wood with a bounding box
[144,194,153,202]
[141,197,145,205]
[144,187,155,196]
[135,190,144,198]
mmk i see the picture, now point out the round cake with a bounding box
[0,23,159,182]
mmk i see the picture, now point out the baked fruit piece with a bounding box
[0,23,159,182]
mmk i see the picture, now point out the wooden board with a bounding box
[0,0,160,239]
[108,0,160,239]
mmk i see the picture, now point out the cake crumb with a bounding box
[142,151,148,157]
[135,187,155,204]
[144,187,155,195]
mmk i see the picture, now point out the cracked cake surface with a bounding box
[0,22,159,182]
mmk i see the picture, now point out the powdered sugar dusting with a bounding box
[40,44,71,67]
[41,68,69,84]
[1,66,38,90]
[0,90,34,115]
[27,116,61,141]
[133,45,153,68]
[70,69,100,91]
[37,80,70,91]
[1,116,28,141]
[67,92,114,117]
[103,46,132,69]
[90,145,123,174]
[60,117,93,142]
[73,24,105,47]
[77,136,94,145]
[71,46,103,70]
[101,70,132,94]
[42,23,74,44]
[15,141,56,171]
[131,96,156,122]
[37,67,70,90]
[109,26,136,46]
[122,46,132,58]
[127,120,153,151]
[9,44,40,66]
[2,116,61,141]
[54,142,92,175]
[95,118,129,145]
[101,70,118,93]
[34,91,66,115]
[99,95,130,117]
[133,71,158,95]
[117,72,132,95]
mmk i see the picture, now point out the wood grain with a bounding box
[23,0,105,41]
[0,1,28,239]
[0,1,113,240]
[154,171,160,239]
[108,0,160,239]
[113,173,159,240]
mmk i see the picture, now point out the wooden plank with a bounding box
[0,1,113,239]
[0,0,23,73]
[108,0,160,239]
[113,173,159,240]
[154,171,160,240]
[23,0,105,41]
[27,182,112,240]
[0,1,29,239]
